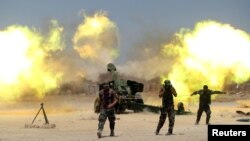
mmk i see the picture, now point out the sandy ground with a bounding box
[0,94,249,141]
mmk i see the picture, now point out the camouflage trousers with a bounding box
[98,108,116,132]
[156,104,175,133]
[196,104,211,124]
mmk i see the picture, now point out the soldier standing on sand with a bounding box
[155,80,177,135]
[191,85,226,125]
[97,83,118,138]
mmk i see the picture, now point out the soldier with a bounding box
[155,80,177,135]
[97,83,118,138]
[191,85,226,125]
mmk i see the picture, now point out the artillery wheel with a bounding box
[115,104,126,114]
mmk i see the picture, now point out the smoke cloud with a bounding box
[116,20,250,103]
[72,11,119,81]
[0,20,64,100]
[161,20,250,102]
[1,10,250,104]
[118,30,174,81]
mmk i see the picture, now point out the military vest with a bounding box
[100,89,115,109]
[162,86,174,105]
[199,90,212,105]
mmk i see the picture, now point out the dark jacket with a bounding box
[99,88,118,109]
[159,85,177,106]
[192,89,225,105]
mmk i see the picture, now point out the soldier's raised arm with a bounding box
[171,87,177,97]
[159,87,164,98]
[191,90,199,96]
[211,90,226,95]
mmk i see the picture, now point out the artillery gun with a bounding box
[94,63,191,114]
[94,63,159,113]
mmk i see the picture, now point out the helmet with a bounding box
[164,80,171,86]
[177,102,184,112]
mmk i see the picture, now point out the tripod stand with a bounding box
[31,103,49,125]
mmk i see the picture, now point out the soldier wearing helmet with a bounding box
[191,85,226,125]
[155,79,177,135]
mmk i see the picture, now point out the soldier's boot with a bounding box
[97,130,102,138]
[110,130,115,136]
[195,120,199,125]
[166,128,173,135]
[155,123,162,135]
[155,129,160,135]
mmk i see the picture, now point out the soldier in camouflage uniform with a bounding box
[155,80,177,135]
[191,85,226,125]
[97,83,118,138]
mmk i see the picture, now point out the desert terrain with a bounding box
[0,93,249,141]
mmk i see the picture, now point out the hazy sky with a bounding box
[1,0,250,63]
